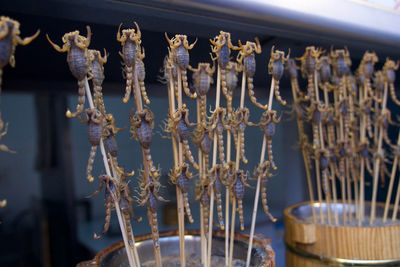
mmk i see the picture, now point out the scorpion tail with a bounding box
[66,79,86,118]
[183,139,199,169]
[261,177,277,222]
[182,192,194,223]
[238,198,244,231]
[148,209,160,248]
[181,69,197,98]
[123,66,133,103]
[267,139,277,170]
[274,79,287,106]
[86,146,97,182]
[247,76,267,110]
[94,201,112,239]
[215,191,225,230]
[139,80,151,105]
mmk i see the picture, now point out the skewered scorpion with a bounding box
[88,49,108,115]
[358,51,380,102]
[189,62,215,120]
[103,114,123,159]
[376,108,398,147]
[207,107,234,166]
[383,58,400,105]
[170,162,194,223]
[117,22,147,104]
[306,100,328,149]
[285,58,303,99]
[87,174,116,239]
[254,161,276,222]
[47,26,91,118]
[168,104,199,169]
[356,140,373,175]
[193,122,213,170]
[0,16,39,89]
[231,169,251,231]
[296,46,322,101]
[209,164,226,230]
[223,61,241,115]
[254,110,282,170]
[196,183,210,237]
[81,108,103,182]
[232,107,253,164]
[165,33,198,99]
[137,173,167,248]
[268,46,289,106]
[236,37,265,109]
[129,108,158,177]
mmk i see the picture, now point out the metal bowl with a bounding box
[77,230,275,267]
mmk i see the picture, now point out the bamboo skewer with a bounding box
[358,82,368,226]
[383,132,400,222]
[207,66,222,267]
[370,81,388,225]
[245,78,275,267]
[84,78,138,267]
[134,69,162,267]
[225,126,231,266]
[229,67,247,267]
[293,79,317,223]
[176,68,186,267]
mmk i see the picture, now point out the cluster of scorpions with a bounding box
[289,44,400,215]
[160,31,288,235]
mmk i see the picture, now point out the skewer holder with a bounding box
[285,201,400,266]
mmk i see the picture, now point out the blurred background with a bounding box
[0,0,400,266]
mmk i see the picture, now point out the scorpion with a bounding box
[169,163,194,223]
[189,61,215,120]
[383,58,400,106]
[88,49,108,115]
[231,169,251,231]
[296,46,322,101]
[87,174,116,240]
[318,56,332,86]
[358,96,374,138]
[268,46,290,106]
[358,51,380,102]
[129,108,158,177]
[168,104,199,169]
[356,140,374,175]
[285,58,304,99]
[196,183,210,237]
[117,22,147,104]
[102,114,123,160]
[193,122,213,171]
[232,107,253,164]
[137,172,167,248]
[223,61,241,115]
[255,161,277,222]
[165,33,198,99]
[254,110,282,170]
[207,107,235,166]
[210,31,239,107]
[0,16,39,91]
[317,148,330,195]
[306,100,328,149]
[330,47,351,79]
[377,108,398,147]
[47,26,91,118]
[236,37,265,109]
[209,164,226,230]
[81,108,103,182]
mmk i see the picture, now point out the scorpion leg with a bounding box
[66,79,86,118]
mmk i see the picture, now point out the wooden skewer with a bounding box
[225,130,231,266]
[176,68,186,267]
[383,132,400,222]
[370,81,388,225]
[293,79,316,223]
[229,68,247,267]
[132,64,162,266]
[84,78,138,267]
[245,78,275,267]
[323,83,339,225]
[358,81,368,226]
[207,66,222,267]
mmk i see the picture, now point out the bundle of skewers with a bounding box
[289,46,400,226]
[47,21,284,267]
